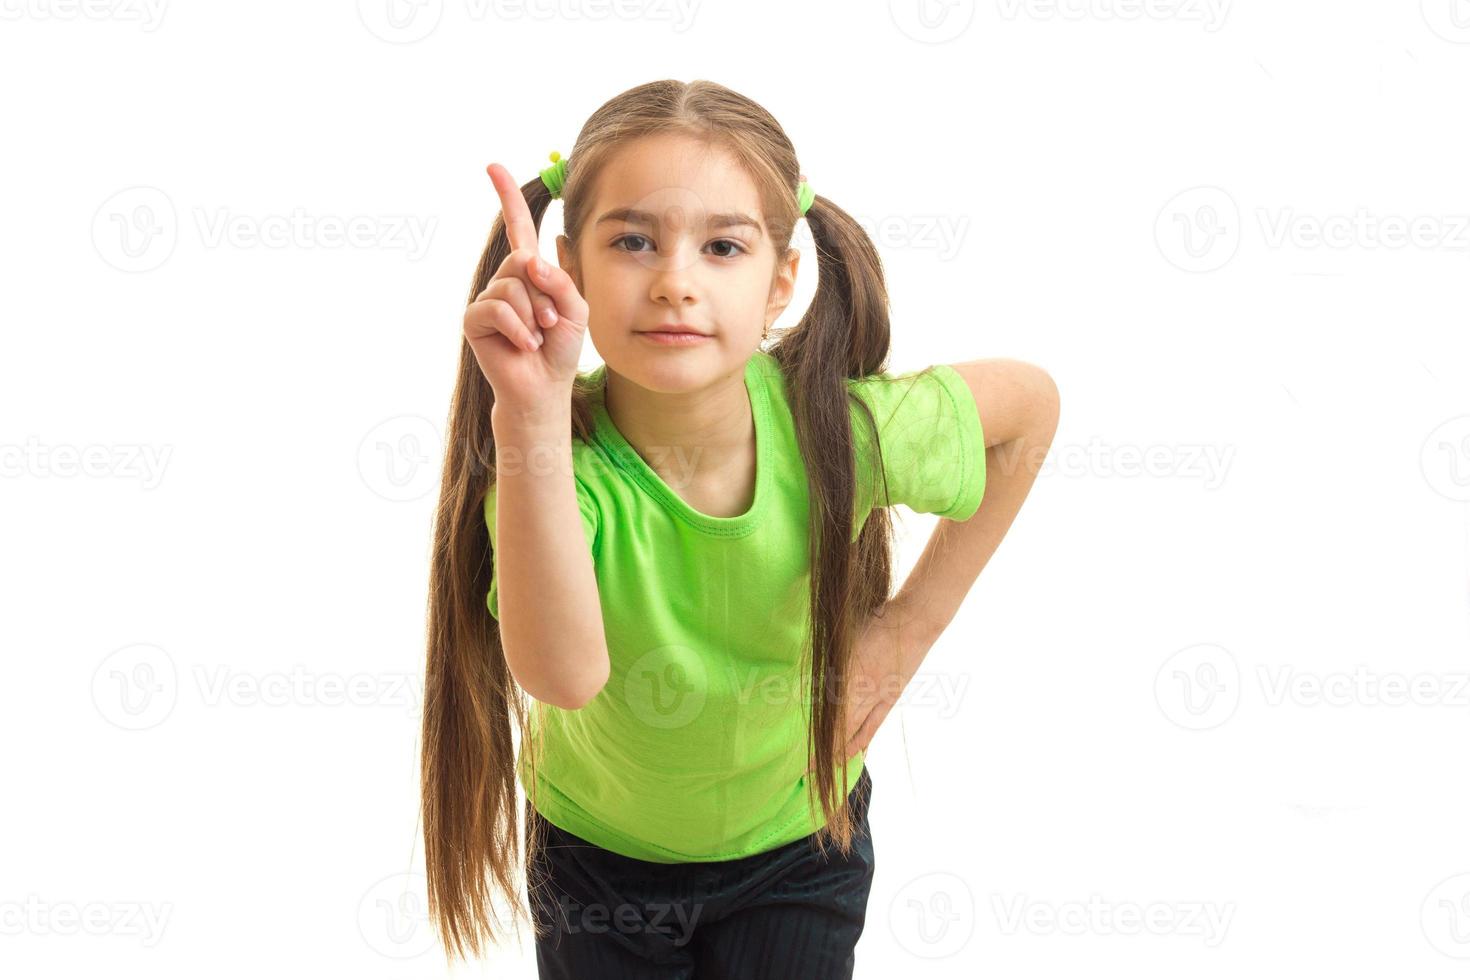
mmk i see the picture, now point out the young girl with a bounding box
[421,79,1059,977]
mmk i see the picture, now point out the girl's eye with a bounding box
[707,239,746,259]
[612,235,748,260]
[612,234,653,254]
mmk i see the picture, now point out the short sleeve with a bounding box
[846,364,986,521]
[484,477,600,620]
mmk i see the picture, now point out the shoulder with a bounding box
[943,358,1059,448]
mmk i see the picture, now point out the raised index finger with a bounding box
[486,162,540,256]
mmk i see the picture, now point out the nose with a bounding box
[647,237,702,308]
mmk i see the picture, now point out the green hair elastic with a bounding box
[539,151,568,199]
[539,149,815,216]
[795,176,814,216]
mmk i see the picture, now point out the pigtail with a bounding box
[421,174,591,961]
[770,188,899,860]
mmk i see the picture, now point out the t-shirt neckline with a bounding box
[588,352,772,537]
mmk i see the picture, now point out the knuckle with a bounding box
[491,298,530,331]
[480,299,511,328]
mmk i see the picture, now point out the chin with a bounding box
[614,342,739,392]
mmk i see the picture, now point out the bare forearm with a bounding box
[492,403,608,709]
[890,426,1055,658]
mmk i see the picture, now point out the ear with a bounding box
[764,247,800,330]
[555,234,581,291]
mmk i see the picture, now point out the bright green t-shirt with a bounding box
[484,349,985,862]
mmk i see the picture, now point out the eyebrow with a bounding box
[595,207,764,238]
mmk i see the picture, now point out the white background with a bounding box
[3,1,1470,977]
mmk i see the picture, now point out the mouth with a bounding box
[640,324,710,337]
[637,326,713,346]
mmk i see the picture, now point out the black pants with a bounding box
[524,766,875,979]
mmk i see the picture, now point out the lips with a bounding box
[636,327,713,346]
[642,325,709,336]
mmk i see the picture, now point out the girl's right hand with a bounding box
[464,162,591,411]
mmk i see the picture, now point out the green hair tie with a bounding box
[540,149,814,216]
[540,150,568,199]
[796,177,814,216]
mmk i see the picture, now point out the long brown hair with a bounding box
[421,78,901,961]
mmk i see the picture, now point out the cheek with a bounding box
[575,270,617,306]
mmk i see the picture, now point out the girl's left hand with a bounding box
[808,600,922,772]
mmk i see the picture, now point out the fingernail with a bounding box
[538,306,557,327]
[534,330,545,347]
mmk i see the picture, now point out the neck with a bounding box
[602,363,754,492]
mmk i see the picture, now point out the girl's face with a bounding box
[557,132,798,392]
